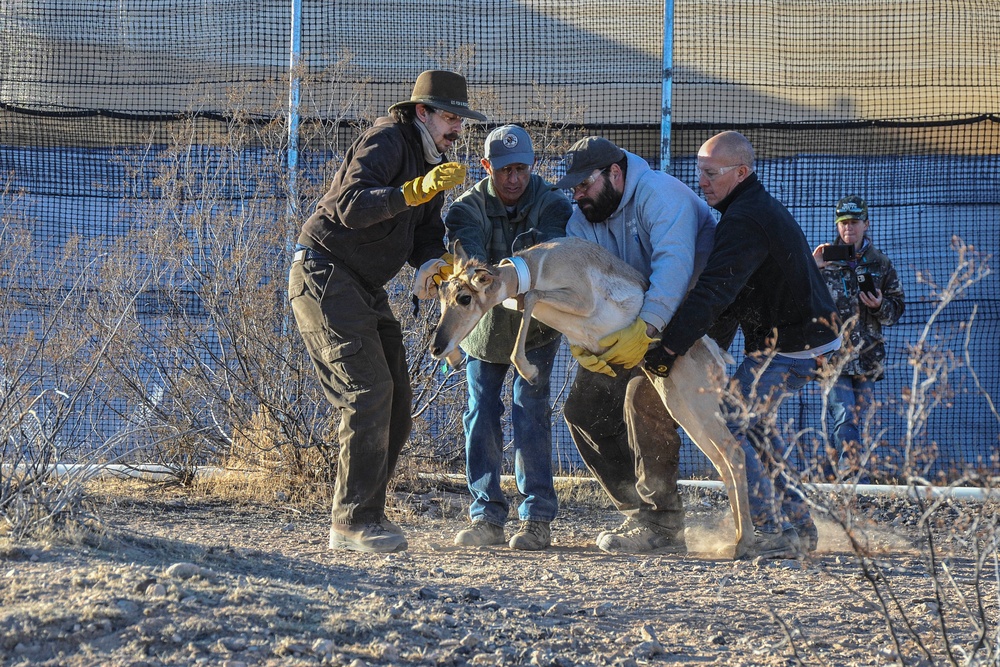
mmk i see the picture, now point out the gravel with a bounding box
[0,481,996,666]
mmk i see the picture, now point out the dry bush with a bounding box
[0,182,145,539]
[734,238,999,666]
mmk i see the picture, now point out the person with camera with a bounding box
[812,195,905,482]
[644,131,840,557]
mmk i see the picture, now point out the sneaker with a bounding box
[454,520,506,547]
[509,521,551,551]
[795,521,819,553]
[596,521,686,554]
[747,527,801,559]
[329,522,407,553]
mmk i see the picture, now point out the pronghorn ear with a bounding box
[452,239,469,264]
[468,267,495,292]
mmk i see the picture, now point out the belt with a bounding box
[291,247,378,292]
[292,247,333,263]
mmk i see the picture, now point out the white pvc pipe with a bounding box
[419,472,1000,502]
[7,466,998,501]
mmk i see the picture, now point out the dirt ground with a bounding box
[0,478,996,667]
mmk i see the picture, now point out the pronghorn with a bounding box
[429,236,753,559]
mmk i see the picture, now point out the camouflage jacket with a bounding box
[820,239,905,380]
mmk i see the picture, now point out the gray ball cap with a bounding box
[485,125,534,170]
[554,136,625,189]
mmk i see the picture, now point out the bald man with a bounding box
[645,131,840,558]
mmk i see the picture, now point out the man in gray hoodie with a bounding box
[556,137,716,554]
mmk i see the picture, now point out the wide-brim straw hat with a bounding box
[388,70,486,122]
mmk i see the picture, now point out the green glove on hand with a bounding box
[596,317,656,369]
[570,344,617,377]
[402,162,467,206]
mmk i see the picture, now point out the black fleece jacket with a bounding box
[660,173,839,355]
[298,116,448,288]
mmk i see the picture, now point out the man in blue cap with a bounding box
[442,125,572,550]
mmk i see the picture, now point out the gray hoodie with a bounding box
[567,151,716,331]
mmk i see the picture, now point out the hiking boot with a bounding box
[380,515,403,535]
[509,521,551,551]
[597,517,639,541]
[596,520,686,554]
[329,522,407,553]
[747,527,801,559]
[454,520,506,547]
[794,521,819,553]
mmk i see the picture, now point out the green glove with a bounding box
[570,344,617,378]
[596,317,656,369]
[402,162,467,206]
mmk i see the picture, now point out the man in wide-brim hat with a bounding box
[289,70,485,553]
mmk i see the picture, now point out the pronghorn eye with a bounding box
[457,294,472,306]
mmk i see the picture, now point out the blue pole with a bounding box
[283,0,302,343]
[660,0,674,172]
[287,0,302,223]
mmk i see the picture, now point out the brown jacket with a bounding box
[298,116,447,288]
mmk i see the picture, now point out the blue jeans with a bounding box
[825,373,874,478]
[729,353,817,533]
[463,339,561,526]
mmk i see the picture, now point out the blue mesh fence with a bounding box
[1,0,997,479]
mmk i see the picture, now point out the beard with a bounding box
[578,176,622,223]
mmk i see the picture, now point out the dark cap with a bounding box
[388,70,487,122]
[835,195,869,223]
[554,136,625,189]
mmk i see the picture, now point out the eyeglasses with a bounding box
[696,164,742,181]
[427,107,464,126]
[494,163,532,178]
[572,167,609,195]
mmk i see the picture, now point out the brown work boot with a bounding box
[329,521,407,553]
[509,521,551,551]
[454,520,506,547]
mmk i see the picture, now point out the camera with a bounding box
[857,272,877,296]
[822,244,856,262]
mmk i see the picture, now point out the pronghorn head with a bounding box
[429,240,508,361]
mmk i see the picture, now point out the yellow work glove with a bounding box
[401,162,467,206]
[432,252,455,287]
[412,252,456,300]
[570,344,617,378]
[596,317,656,369]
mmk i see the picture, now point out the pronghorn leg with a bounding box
[511,291,541,383]
[645,339,753,559]
[511,287,597,383]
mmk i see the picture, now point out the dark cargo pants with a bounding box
[563,365,685,534]
[288,253,412,526]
